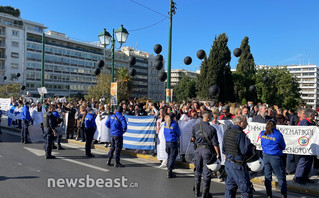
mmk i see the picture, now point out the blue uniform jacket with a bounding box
[222,125,253,162]
[105,112,127,136]
[52,111,60,118]
[260,128,286,156]
[164,120,181,142]
[20,105,31,122]
[84,113,97,128]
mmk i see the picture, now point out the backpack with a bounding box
[43,113,50,129]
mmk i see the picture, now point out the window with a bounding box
[12,30,19,37]
[11,41,19,48]
[11,52,19,58]
[11,63,18,69]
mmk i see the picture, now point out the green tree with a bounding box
[0,84,21,98]
[234,36,256,102]
[196,57,208,98]
[255,66,301,109]
[86,73,111,102]
[174,74,197,102]
[199,33,233,102]
[0,6,20,17]
[115,67,135,102]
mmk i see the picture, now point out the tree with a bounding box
[115,67,135,102]
[234,36,256,103]
[0,6,20,17]
[255,66,301,109]
[174,74,197,102]
[196,57,209,99]
[198,33,233,102]
[85,73,111,102]
[0,84,20,98]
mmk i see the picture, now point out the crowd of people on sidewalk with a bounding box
[3,96,319,197]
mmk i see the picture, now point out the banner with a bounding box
[166,89,173,103]
[110,82,118,105]
[0,98,11,111]
[123,115,156,150]
[243,122,319,156]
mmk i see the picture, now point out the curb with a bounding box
[67,139,319,196]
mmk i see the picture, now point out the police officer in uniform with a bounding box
[223,115,254,198]
[44,105,57,159]
[84,108,96,158]
[192,110,221,198]
[106,106,127,167]
[164,112,181,178]
[53,110,64,150]
[20,101,32,144]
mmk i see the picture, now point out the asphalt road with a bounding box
[0,128,316,198]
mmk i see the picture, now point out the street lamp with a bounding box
[98,25,129,112]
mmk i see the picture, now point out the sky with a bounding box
[2,0,319,71]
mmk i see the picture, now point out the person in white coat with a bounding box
[32,102,46,127]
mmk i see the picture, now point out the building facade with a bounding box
[0,12,165,100]
[167,69,199,88]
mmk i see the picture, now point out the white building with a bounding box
[167,69,199,88]
[284,65,318,108]
[257,65,319,108]
[0,12,165,100]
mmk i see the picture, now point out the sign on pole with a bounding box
[110,82,118,105]
[166,89,173,103]
[37,87,47,95]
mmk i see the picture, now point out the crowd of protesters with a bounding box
[5,96,319,185]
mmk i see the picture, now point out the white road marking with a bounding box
[17,163,22,165]
[24,146,109,173]
[57,157,109,173]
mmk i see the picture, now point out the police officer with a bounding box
[106,106,127,167]
[84,108,96,158]
[223,115,254,198]
[164,112,181,178]
[20,101,32,144]
[294,108,315,184]
[192,110,220,198]
[53,110,64,150]
[260,120,287,198]
[44,105,57,159]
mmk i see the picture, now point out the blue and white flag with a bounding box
[123,115,156,150]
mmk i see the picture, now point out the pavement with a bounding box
[1,122,319,197]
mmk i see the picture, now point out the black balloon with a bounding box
[16,73,21,78]
[209,85,220,97]
[21,85,26,91]
[249,85,256,93]
[154,44,162,54]
[263,76,268,83]
[94,68,101,76]
[129,56,136,66]
[158,72,167,82]
[97,60,105,68]
[155,60,163,70]
[233,48,242,57]
[155,54,163,61]
[130,68,136,77]
[3,76,7,80]
[184,56,192,65]
[197,50,206,60]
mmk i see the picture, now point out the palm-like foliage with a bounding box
[116,67,136,102]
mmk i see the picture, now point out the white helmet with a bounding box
[247,158,264,172]
[206,159,221,171]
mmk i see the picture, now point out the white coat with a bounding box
[32,106,46,125]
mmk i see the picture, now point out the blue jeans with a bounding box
[263,153,287,195]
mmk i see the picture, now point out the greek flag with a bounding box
[123,115,156,150]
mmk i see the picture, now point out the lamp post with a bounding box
[98,25,129,112]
